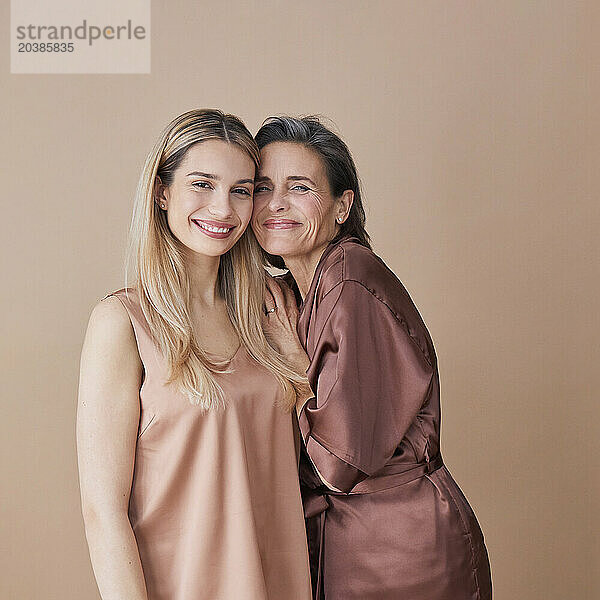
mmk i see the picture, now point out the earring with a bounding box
[337,216,343,223]
[160,203,166,209]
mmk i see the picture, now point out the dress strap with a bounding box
[102,288,162,376]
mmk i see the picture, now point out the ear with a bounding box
[336,189,354,223]
[154,176,169,209]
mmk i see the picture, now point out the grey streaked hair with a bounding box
[255,115,371,270]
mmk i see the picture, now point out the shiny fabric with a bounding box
[292,237,492,600]
[103,288,312,600]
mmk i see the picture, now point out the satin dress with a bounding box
[101,288,312,600]
[292,236,492,600]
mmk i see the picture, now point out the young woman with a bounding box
[252,115,493,600]
[76,109,312,600]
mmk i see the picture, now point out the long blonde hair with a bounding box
[125,109,305,411]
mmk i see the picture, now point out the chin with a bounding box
[186,239,237,258]
[259,238,298,259]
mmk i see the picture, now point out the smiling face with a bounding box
[251,142,352,261]
[158,139,255,258]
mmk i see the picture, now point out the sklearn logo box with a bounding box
[11,0,151,74]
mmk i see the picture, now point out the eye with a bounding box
[254,185,271,193]
[192,181,212,190]
[232,187,252,196]
[291,184,309,192]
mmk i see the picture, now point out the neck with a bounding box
[284,241,332,300]
[185,249,222,306]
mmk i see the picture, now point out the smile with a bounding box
[263,219,302,230]
[191,219,236,238]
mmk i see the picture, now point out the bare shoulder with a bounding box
[82,295,140,365]
[88,295,133,338]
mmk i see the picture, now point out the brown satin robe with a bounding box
[292,236,492,600]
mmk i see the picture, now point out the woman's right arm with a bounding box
[76,296,149,600]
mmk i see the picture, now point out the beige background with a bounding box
[1,1,598,598]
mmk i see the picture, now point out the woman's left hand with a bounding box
[262,276,310,376]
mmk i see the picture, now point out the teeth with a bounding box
[195,221,231,234]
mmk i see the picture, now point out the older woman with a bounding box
[252,116,493,600]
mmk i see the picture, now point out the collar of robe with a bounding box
[298,234,360,315]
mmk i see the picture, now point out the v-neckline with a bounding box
[224,342,243,365]
[231,342,244,362]
[206,341,243,366]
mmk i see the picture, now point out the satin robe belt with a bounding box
[303,454,444,600]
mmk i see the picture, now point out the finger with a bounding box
[280,281,299,315]
[265,276,279,296]
[266,277,287,311]
[264,287,277,314]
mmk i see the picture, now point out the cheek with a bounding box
[251,194,267,217]
[302,193,330,223]
[234,200,253,224]
[171,189,199,216]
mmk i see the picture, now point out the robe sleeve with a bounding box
[298,280,434,493]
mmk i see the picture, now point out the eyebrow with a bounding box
[187,171,219,179]
[255,175,316,186]
[288,175,316,186]
[186,172,254,185]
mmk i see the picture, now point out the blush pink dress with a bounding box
[103,287,312,600]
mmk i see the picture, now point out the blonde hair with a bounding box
[125,109,305,411]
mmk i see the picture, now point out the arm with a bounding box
[290,352,313,416]
[76,296,149,600]
[298,280,435,493]
[259,275,429,493]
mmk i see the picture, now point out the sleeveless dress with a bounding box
[102,287,312,600]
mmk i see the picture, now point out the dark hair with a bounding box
[255,115,371,268]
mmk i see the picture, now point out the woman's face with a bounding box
[251,142,352,260]
[158,139,255,258]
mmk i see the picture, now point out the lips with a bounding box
[191,219,236,239]
[263,218,302,230]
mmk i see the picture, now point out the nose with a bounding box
[267,188,289,213]
[207,189,234,219]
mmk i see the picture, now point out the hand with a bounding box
[262,276,310,376]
